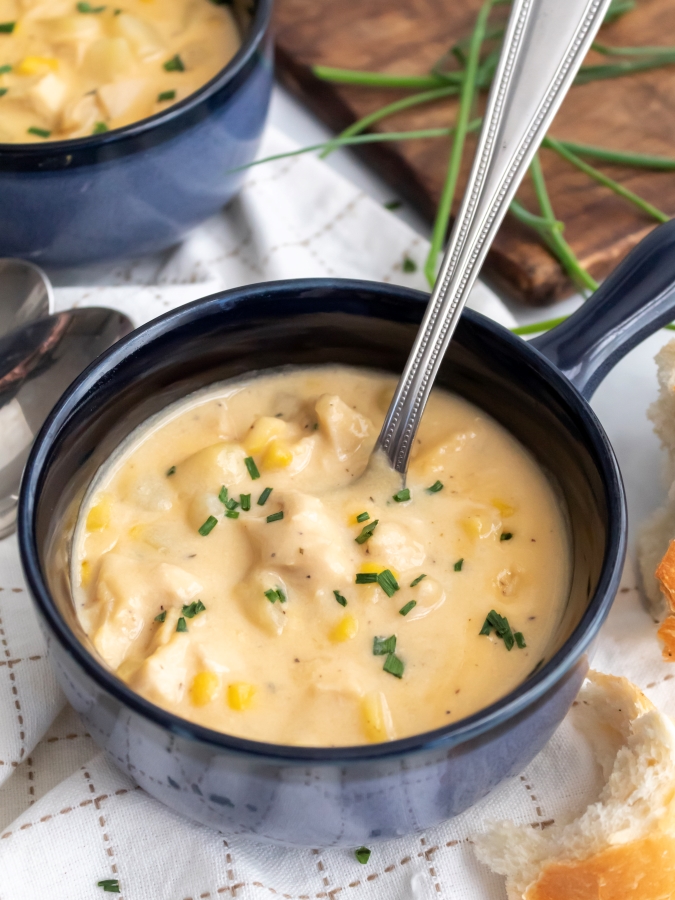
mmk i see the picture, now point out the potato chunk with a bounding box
[315,394,374,462]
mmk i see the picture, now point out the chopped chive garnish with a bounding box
[377,568,399,597]
[454,558,464,571]
[27,127,51,138]
[500,532,513,541]
[0,22,16,33]
[277,587,286,603]
[427,480,444,493]
[77,2,106,11]
[225,497,239,510]
[166,465,176,476]
[266,510,283,523]
[245,456,260,480]
[480,609,522,652]
[0,88,6,97]
[154,610,166,623]
[240,493,251,511]
[0,64,11,73]
[373,635,397,655]
[97,880,120,894]
[383,653,404,678]
[225,509,239,519]
[515,632,526,649]
[93,122,108,133]
[264,587,286,604]
[182,600,205,618]
[257,486,272,505]
[355,518,379,544]
[198,515,218,536]
[164,54,185,72]
[176,616,187,633]
[356,511,370,523]
[158,90,176,102]
[219,486,228,505]
[334,590,347,607]
[355,847,371,865]
[399,600,417,616]
[409,574,426,587]
[402,256,417,273]
[393,488,411,502]
[355,572,378,584]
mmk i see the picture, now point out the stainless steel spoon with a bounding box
[0,258,54,337]
[378,0,614,474]
[0,307,133,538]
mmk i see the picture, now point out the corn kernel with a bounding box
[262,439,293,470]
[330,614,359,643]
[362,691,395,743]
[86,496,111,531]
[228,682,256,711]
[359,561,399,580]
[80,560,91,587]
[17,56,59,76]
[491,498,516,518]
[190,671,220,707]
[462,515,483,538]
[244,416,287,455]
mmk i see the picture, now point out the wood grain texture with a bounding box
[274,0,675,305]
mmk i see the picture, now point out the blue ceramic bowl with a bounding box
[18,221,675,847]
[0,0,273,268]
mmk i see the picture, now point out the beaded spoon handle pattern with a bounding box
[378,0,614,474]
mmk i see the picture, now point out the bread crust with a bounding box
[524,834,675,900]
[474,672,675,900]
[656,540,675,613]
[655,541,675,660]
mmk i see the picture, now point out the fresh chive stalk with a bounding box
[399,600,417,616]
[409,574,427,587]
[355,519,379,544]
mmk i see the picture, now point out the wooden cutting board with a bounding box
[273,0,675,305]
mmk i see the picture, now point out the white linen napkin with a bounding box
[0,127,671,900]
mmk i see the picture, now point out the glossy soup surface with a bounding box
[0,0,240,142]
[73,366,570,747]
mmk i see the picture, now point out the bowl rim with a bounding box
[0,0,273,157]
[18,277,627,763]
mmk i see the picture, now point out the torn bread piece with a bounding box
[473,671,675,900]
[638,339,675,620]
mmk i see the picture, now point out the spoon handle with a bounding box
[377,0,613,473]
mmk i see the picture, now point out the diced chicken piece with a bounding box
[129,633,189,706]
[48,14,102,43]
[28,73,68,126]
[113,12,164,60]
[155,562,203,604]
[60,93,98,134]
[90,554,148,670]
[97,78,145,119]
[315,394,374,462]
[368,521,426,572]
[88,555,202,670]
[235,570,288,636]
[186,491,223,532]
[243,491,359,582]
[85,38,135,83]
[120,471,173,512]
[405,576,446,620]
[171,441,248,498]
[410,429,479,478]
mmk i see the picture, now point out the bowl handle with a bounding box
[531,218,675,399]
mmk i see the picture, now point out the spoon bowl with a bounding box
[0,258,53,338]
[0,307,132,538]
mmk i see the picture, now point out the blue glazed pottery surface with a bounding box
[0,0,273,267]
[19,277,630,846]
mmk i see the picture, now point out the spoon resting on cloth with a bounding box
[0,306,133,538]
[377,0,614,475]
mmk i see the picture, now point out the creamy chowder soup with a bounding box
[0,0,241,142]
[73,367,570,747]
